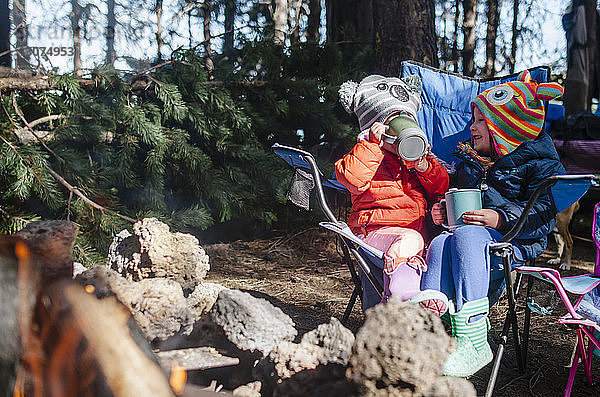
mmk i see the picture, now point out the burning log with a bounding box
[15,278,176,396]
[0,221,181,396]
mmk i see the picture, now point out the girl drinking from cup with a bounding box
[422,71,565,377]
[336,74,450,313]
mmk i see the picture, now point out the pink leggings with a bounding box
[360,226,426,301]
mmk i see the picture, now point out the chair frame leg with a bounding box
[340,241,363,326]
[485,247,525,397]
[566,342,580,397]
[522,275,534,370]
[342,286,360,325]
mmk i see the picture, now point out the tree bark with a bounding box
[462,0,477,76]
[223,0,235,54]
[70,0,82,76]
[484,0,499,77]
[307,0,321,42]
[203,1,214,77]
[373,0,438,76]
[273,0,288,45]
[13,0,28,69]
[326,0,373,44]
[289,0,303,45]
[155,0,164,61]
[106,0,116,66]
[1,0,10,67]
[508,0,518,73]
[452,0,460,72]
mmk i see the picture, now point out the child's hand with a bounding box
[413,145,431,172]
[369,122,387,144]
[431,201,447,226]
[462,209,505,229]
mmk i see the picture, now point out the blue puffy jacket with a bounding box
[453,133,566,260]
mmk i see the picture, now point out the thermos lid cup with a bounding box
[443,188,483,230]
[384,115,429,161]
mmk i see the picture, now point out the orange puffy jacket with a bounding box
[335,140,449,235]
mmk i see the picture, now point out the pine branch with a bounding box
[0,131,135,224]
[45,168,136,223]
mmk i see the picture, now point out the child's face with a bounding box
[470,107,493,156]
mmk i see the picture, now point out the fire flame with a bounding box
[169,362,187,395]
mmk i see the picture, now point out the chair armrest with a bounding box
[500,175,599,243]
[319,221,385,259]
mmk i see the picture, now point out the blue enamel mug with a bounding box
[443,188,483,230]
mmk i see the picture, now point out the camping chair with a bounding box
[482,174,599,396]
[272,143,385,325]
[513,195,600,397]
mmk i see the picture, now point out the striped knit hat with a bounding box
[339,74,422,138]
[471,70,564,156]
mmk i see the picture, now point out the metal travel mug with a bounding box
[382,115,429,161]
[444,188,483,230]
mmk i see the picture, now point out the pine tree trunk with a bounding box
[13,0,28,69]
[373,0,438,76]
[307,0,320,42]
[462,0,477,76]
[452,0,460,72]
[0,0,8,67]
[326,0,373,44]
[224,0,235,54]
[509,0,518,73]
[70,0,82,76]
[106,0,116,66]
[484,0,499,77]
[203,1,214,77]
[273,0,288,45]
[288,0,301,44]
[155,0,163,61]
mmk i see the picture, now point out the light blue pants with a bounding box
[421,225,523,311]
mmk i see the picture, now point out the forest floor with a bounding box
[203,198,600,396]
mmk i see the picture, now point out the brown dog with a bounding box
[548,201,580,270]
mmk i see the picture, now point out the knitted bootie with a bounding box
[443,297,493,377]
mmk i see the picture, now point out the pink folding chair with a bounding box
[516,201,600,396]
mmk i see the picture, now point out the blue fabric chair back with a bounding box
[400,62,550,165]
[550,177,593,213]
[272,144,313,171]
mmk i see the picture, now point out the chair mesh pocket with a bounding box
[286,168,315,210]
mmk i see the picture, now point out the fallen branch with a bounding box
[0,92,136,225]
[11,92,63,161]
[0,65,274,92]
[25,114,65,129]
[46,168,136,223]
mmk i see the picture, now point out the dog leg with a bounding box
[548,231,564,266]
[553,201,579,270]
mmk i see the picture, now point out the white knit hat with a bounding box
[339,74,422,138]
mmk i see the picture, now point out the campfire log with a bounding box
[156,347,239,372]
[0,223,178,396]
[16,220,78,282]
[22,280,176,396]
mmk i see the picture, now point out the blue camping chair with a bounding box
[273,61,596,395]
[272,142,386,323]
